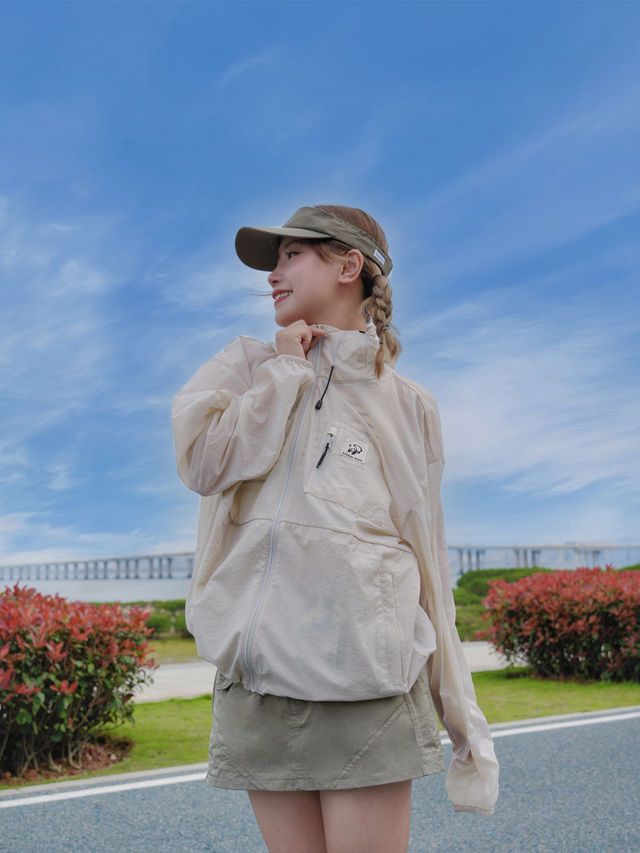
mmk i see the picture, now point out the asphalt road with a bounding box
[2,708,639,853]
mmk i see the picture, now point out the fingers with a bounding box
[302,325,327,354]
[275,322,326,358]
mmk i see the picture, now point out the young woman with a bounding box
[172,205,498,853]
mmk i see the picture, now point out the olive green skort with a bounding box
[206,666,445,791]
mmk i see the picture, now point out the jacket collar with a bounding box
[310,323,379,379]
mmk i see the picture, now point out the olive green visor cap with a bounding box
[235,206,392,277]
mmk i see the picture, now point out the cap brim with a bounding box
[235,226,331,271]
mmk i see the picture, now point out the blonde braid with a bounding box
[309,204,401,379]
[362,272,401,378]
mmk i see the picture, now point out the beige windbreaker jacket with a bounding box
[172,323,499,815]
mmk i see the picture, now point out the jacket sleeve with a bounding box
[172,336,315,496]
[401,397,499,816]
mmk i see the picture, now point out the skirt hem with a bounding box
[205,759,445,792]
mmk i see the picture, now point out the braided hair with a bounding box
[307,204,401,379]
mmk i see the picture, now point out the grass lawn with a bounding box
[473,668,640,723]
[0,696,213,790]
[149,636,201,664]
[454,603,487,641]
[93,696,213,778]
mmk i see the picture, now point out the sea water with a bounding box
[1,577,190,604]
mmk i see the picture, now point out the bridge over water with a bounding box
[1,544,638,584]
[0,552,195,583]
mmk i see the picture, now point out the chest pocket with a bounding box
[304,420,392,529]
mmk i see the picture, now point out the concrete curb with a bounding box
[0,763,209,799]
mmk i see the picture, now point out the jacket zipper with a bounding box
[243,339,323,691]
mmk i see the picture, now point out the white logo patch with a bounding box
[373,248,385,266]
[341,438,368,463]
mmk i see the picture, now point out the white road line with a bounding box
[439,709,640,747]
[488,709,640,739]
[0,772,204,809]
[2,710,639,810]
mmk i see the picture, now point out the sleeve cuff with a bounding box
[453,804,495,816]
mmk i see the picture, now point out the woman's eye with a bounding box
[286,251,298,259]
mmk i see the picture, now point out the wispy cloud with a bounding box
[48,462,80,492]
[148,243,273,383]
[0,199,118,447]
[218,49,277,87]
[0,500,199,566]
[401,283,639,497]
[406,66,640,284]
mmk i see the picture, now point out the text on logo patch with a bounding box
[341,438,368,463]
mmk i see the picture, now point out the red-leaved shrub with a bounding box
[0,584,155,776]
[479,566,640,681]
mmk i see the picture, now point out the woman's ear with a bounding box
[339,249,364,283]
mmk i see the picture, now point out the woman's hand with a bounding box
[275,321,327,359]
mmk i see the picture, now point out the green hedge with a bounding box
[141,600,192,639]
[151,599,186,613]
[453,568,555,641]
[145,612,173,635]
[97,599,192,639]
[453,588,482,607]
[456,567,554,599]
[173,612,191,638]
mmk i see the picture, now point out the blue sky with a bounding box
[1,1,639,567]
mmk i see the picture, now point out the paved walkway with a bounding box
[136,641,509,702]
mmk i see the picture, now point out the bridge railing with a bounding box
[1,545,638,583]
[0,552,195,583]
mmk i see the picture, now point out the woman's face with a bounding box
[268,239,343,328]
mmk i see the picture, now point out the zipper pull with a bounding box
[316,426,337,468]
[315,365,334,409]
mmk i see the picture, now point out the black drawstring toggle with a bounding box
[315,365,334,410]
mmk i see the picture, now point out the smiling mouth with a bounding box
[274,291,293,305]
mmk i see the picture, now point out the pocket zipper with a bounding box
[316,426,338,468]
